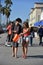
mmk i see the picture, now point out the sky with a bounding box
[1,0,43,24]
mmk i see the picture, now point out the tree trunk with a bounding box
[6,16,8,26]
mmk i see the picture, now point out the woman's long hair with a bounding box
[23,22,29,28]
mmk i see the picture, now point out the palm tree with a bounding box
[2,0,13,25]
[0,0,12,26]
[1,6,10,25]
[5,0,13,25]
[0,0,2,25]
[5,0,12,7]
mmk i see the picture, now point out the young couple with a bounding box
[12,18,30,59]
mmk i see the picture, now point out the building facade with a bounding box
[29,2,43,27]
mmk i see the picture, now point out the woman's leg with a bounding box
[9,35,10,42]
[8,34,10,42]
[22,46,25,57]
[25,38,29,55]
[22,44,28,58]
[24,42,29,58]
[24,46,28,56]
[22,40,25,57]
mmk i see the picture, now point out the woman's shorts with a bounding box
[12,42,19,47]
[22,36,29,42]
[22,36,29,47]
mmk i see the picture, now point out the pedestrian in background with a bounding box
[6,22,13,46]
[38,25,43,45]
[29,26,34,46]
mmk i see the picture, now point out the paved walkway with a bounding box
[0,33,43,65]
[0,46,43,65]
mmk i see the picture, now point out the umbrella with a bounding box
[34,20,43,27]
[40,20,43,25]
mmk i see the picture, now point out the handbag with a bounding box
[13,34,20,42]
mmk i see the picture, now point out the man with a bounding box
[12,18,22,58]
[30,26,34,46]
[38,26,43,45]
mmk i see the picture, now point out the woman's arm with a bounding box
[20,28,30,36]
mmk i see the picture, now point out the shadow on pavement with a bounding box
[27,55,43,59]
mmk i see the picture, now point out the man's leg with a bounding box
[12,46,15,57]
[14,43,18,58]
[30,37,33,46]
[39,36,42,45]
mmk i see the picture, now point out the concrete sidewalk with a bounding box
[0,33,43,65]
[0,46,43,65]
[0,33,7,45]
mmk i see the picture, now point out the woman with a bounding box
[20,22,30,59]
[6,22,13,46]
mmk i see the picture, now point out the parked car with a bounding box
[2,27,7,33]
[0,26,4,34]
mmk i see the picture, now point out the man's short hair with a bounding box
[16,18,22,23]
